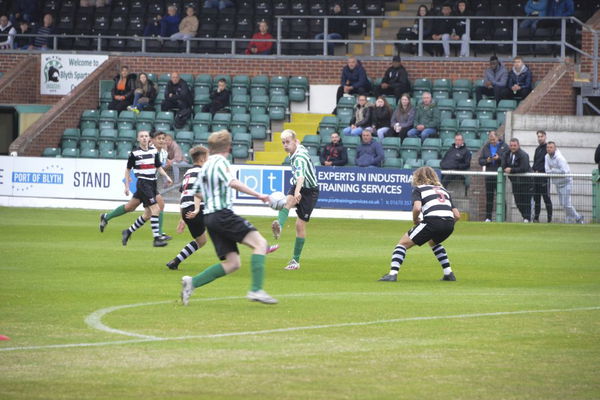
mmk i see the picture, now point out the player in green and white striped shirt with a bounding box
[272,129,320,271]
[180,130,279,305]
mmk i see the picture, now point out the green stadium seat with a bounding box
[269,75,288,91]
[346,148,357,166]
[439,118,458,138]
[478,119,499,136]
[413,78,432,92]
[288,76,308,102]
[249,95,269,114]
[80,109,99,127]
[452,79,472,100]
[42,147,60,157]
[422,138,442,151]
[404,159,424,169]
[269,86,286,97]
[99,148,116,159]
[249,114,270,140]
[158,73,172,86]
[191,123,209,137]
[230,94,249,114]
[401,137,421,161]
[250,86,268,97]
[471,79,484,98]
[318,126,337,138]
[437,98,456,113]
[79,138,96,151]
[230,113,251,132]
[432,78,452,99]
[268,95,288,121]
[343,135,361,149]
[100,91,112,110]
[302,134,321,147]
[155,111,174,124]
[383,157,404,168]
[80,148,99,158]
[337,95,356,110]
[61,137,78,149]
[194,74,212,90]
[319,116,339,131]
[99,109,118,124]
[382,137,401,158]
[232,74,250,90]
[231,86,248,97]
[61,148,79,158]
[175,131,194,145]
[460,119,479,139]
[465,138,483,152]
[98,140,114,152]
[456,98,476,113]
[421,149,439,163]
[154,122,171,132]
[442,138,455,149]
[426,159,441,168]
[497,99,517,112]
[250,75,269,91]
[211,113,231,131]
[193,112,212,125]
[193,94,210,107]
[62,128,81,140]
[232,132,252,159]
[476,99,496,120]
[455,110,474,122]
[136,110,155,123]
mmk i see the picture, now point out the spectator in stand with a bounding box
[390,93,415,140]
[28,13,54,50]
[204,0,234,11]
[320,132,348,166]
[0,15,15,50]
[543,0,574,29]
[342,95,372,136]
[108,66,136,112]
[202,78,230,115]
[13,20,32,49]
[371,96,393,141]
[161,72,194,128]
[407,91,440,141]
[314,2,347,56]
[454,0,470,57]
[165,133,185,166]
[245,21,273,55]
[356,128,384,168]
[161,72,193,112]
[160,5,181,38]
[595,143,600,173]
[170,6,198,41]
[479,131,509,222]
[521,0,548,35]
[336,57,371,103]
[144,14,162,37]
[502,138,533,223]
[475,56,508,103]
[502,56,533,100]
[414,5,433,55]
[373,56,411,101]
[531,130,553,223]
[545,141,583,223]
[430,3,456,57]
[440,133,472,188]
[8,0,37,24]
[128,72,157,113]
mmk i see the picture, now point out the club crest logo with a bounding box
[43,56,63,84]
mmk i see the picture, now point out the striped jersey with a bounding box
[412,185,455,219]
[290,144,318,189]
[126,145,161,181]
[179,165,203,209]
[191,154,234,214]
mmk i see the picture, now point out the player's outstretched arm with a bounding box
[186,194,203,219]
[412,200,422,225]
[452,207,461,221]
[124,168,131,196]
[229,179,269,203]
[157,166,173,185]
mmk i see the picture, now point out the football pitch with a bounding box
[1,206,599,400]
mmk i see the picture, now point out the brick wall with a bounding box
[580,11,600,75]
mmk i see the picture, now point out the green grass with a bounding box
[1,207,599,400]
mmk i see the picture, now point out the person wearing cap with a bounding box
[373,56,411,101]
[475,56,508,103]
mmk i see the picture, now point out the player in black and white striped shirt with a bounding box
[165,146,209,270]
[121,130,173,247]
[379,166,461,282]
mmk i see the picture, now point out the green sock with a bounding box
[278,208,289,229]
[105,205,126,221]
[250,254,266,292]
[293,237,305,262]
[191,263,226,288]
[159,211,164,234]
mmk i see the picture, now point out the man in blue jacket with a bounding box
[356,128,384,168]
[475,56,508,103]
[501,56,532,101]
[336,57,372,103]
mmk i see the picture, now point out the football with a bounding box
[268,191,286,211]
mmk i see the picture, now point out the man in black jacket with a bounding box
[202,78,230,115]
[161,72,194,128]
[440,133,472,189]
[319,132,348,166]
[531,130,552,223]
[373,56,411,100]
[502,138,533,222]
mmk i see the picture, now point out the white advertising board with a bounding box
[40,53,108,95]
[0,156,131,201]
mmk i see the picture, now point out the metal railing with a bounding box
[441,169,597,223]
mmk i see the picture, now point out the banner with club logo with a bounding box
[40,54,108,95]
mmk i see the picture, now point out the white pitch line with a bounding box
[1,305,599,352]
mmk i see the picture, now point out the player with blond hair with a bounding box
[379,166,460,282]
[272,129,319,270]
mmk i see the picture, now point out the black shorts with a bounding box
[133,179,158,208]
[204,209,257,260]
[181,205,205,239]
[287,186,319,222]
[408,217,455,246]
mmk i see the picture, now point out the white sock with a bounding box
[443,267,453,275]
